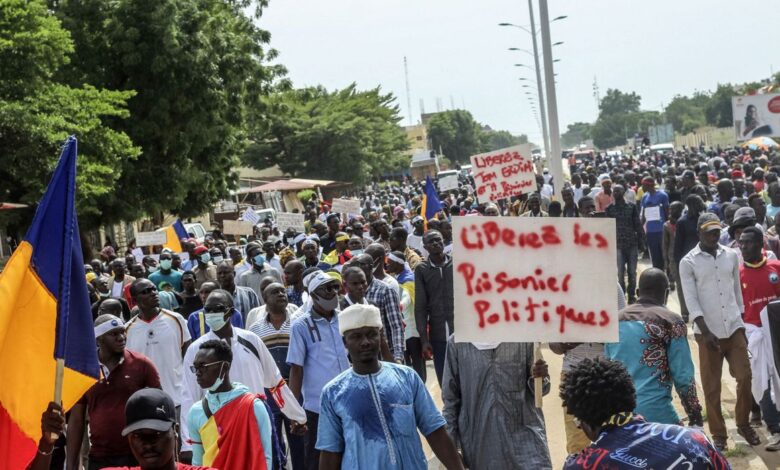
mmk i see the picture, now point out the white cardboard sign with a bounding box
[439,174,459,192]
[453,217,619,343]
[135,231,167,247]
[276,212,306,232]
[222,219,254,236]
[470,144,536,202]
[331,198,361,215]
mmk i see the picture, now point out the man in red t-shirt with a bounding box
[104,388,215,470]
[738,226,780,445]
[66,315,162,469]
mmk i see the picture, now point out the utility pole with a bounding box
[404,56,413,125]
[538,0,563,197]
[527,0,550,166]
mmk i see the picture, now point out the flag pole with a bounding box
[534,342,543,409]
[48,358,65,441]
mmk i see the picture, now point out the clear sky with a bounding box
[259,0,778,144]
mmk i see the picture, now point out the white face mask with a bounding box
[213,256,224,264]
[207,362,227,392]
[204,312,229,332]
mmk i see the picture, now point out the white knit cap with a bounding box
[338,304,382,335]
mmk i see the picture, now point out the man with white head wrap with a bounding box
[317,304,464,470]
[66,315,162,469]
[287,270,350,470]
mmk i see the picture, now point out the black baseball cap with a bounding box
[121,388,176,436]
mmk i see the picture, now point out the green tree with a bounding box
[480,129,529,152]
[664,93,708,134]
[51,0,286,221]
[0,0,139,229]
[705,84,735,128]
[426,110,484,163]
[561,122,592,148]
[598,89,641,116]
[591,89,661,149]
[243,84,410,183]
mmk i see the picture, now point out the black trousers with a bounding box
[405,337,427,383]
[303,410,320,470]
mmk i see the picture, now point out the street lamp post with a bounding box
[526,0,550,172]
[539,0,564,197]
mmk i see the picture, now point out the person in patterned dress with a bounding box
[605,268,703,427]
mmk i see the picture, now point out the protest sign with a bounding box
[453,217,619,343]
[439,174,459,192]
[470,144,535,202]
[222,220,254,236]
[135,231,167,247]
[331,198,361,215]
[131,247,144,264]
[276,212,306,232]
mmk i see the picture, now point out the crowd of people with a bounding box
[23,142,780,469]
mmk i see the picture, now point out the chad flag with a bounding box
[0,136,100,468]
[162,219,188,253]
[421,175,443,223]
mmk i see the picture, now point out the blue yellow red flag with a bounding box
[0,136,100,468]
[163,219,188,252]
[422,175,443,222]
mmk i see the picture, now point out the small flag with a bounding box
[162,219,188,253]
[0,136,100,469]
[422,176,443,222]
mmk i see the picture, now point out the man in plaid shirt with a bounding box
[352,253,405,362]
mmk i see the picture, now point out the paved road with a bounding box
[424,259,777,469]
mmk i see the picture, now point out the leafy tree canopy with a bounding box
[243,84,410,184]
[0,0,139,229]
[50,0,286,222]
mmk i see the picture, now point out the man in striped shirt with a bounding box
[250,282,304,469]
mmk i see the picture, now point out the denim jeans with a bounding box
[617,245,638,301]
[760,382,780,434]
[646,231,665,270]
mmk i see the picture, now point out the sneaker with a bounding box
[766,433,780,452]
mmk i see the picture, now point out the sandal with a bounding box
[738,426,761,446]
[713,436,728,451]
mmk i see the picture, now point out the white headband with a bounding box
[94,315,125,338]
[387,252,405,265]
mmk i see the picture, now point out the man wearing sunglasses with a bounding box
[180,289,306,464]
[126,279,192,439]
[287,271,351,470]
[187,339,273,469]
[66,314,162,470]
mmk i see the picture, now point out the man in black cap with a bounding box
[102,388,215,469]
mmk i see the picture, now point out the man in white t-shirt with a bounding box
[125,278,191,410]
[407,216,428,258]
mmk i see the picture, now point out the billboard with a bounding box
[732,93,780,141]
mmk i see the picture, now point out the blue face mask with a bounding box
[200,253,211,264]
[253,254,266,266]
[351,249,364,257]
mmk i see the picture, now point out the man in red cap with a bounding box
[193,245,217,289]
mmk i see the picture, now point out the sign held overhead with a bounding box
[452,217,619,343]
[222,220,254,236]
[331,198,361,215]
[276,212,306,232]
[135,231,167,247]
[470,144,535,202]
